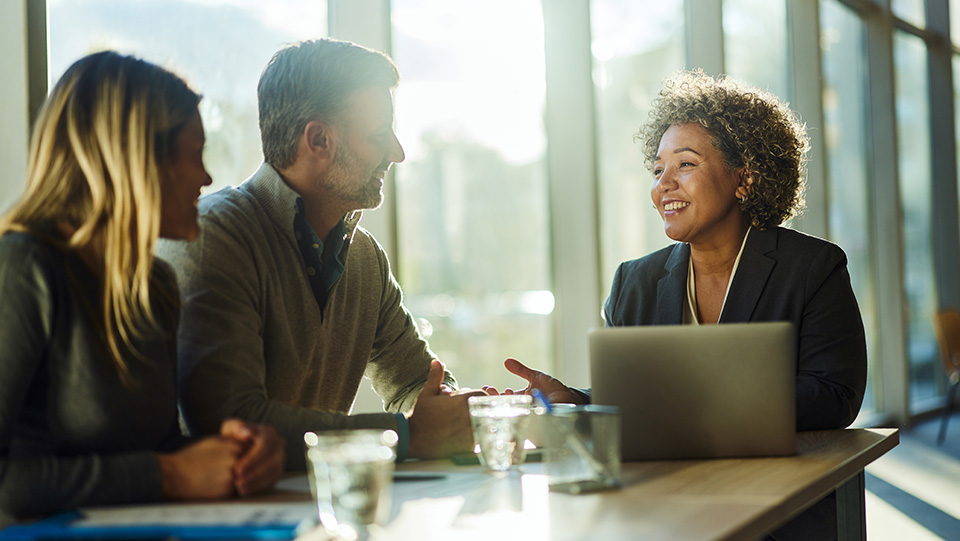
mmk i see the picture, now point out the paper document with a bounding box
[76,502,316,527]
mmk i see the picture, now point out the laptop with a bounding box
[589,321,796,461]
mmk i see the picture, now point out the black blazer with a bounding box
[602,226,868,431]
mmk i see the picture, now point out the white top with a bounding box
[683,227,752,325]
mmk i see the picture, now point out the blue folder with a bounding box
[0,511,309,540]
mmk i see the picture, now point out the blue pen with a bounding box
[531,388,553,413]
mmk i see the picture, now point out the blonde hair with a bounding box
[0,51,200,383]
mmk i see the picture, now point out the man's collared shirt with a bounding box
[293,198,348,315]
[291,198,412,458]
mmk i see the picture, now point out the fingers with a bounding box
[483,385,530,396]
[236,458,284,496]
[408,380,478,459]
[232,425,286,496]
[218,420,285,496]
[213,435,245,457]
[421,359,445,397]
[233,426,266,475]
[220,418,253,444]
[210,438,244,498]
[159,436,243,500]
[445,394,479,454]
[236,444,285,495]
[504,358,538,383]
[452,388,488,398]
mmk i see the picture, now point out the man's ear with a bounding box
[304,120,335,161]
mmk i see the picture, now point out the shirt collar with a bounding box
[684,226,752,325]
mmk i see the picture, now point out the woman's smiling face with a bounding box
[650,123,749,247]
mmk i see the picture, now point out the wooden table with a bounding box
[318,428,897,541]
[12,428,889,540]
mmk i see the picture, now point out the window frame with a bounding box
[10,0,959,425]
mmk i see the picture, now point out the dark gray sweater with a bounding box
[0,232,184,524]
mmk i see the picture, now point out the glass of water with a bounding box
[304,429,398,540]
[467,394,534,472]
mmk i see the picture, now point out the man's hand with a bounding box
[220,419,286,496]
[407,360,486,459]
[482,358,586,405]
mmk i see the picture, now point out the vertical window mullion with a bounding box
[894,29,940,413]
[542,0,601,385]
[927,1,960,316]
[865,6,911,424]
[821,0,881,421]
[787,0,829,238]
[686,0,725,74]
[327,0,397,267]
[0,1,33,211]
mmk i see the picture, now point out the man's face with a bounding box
[321,86,404,211]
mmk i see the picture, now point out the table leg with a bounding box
[836,470,866,541]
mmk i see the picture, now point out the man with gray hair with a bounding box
[158,38,478,470]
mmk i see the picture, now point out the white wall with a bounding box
[0,0,29,211]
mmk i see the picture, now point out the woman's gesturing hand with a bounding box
[482,358,586,406]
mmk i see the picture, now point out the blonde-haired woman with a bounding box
[0,51,284,522]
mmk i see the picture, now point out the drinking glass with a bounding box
[540,405,621,494]
[467,394,533,472]
[304,429,398,540]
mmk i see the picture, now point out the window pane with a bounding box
[953,1,960,44]
[47,0,327,193]
[955,54,960,395]
[723,0,789,100]
[893,31,940,408]
[893,0,926,29]
[592,0,685,295]
[820,0,879,417]
[391,0,552,389]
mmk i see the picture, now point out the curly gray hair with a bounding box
[636,70,809,228]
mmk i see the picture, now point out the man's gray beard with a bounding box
[356,180,384,210]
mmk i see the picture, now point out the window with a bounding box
[592,0,685,294]
[955,55,960,340]
[952,0,960,44]
[893,0,926,29]
[820,0,879,417]
[723,0,788,99]
[390,0,552,389]
[31,0,960,426]
[954,12,960,384]
[47,0,327,193]
[893,30,940,409]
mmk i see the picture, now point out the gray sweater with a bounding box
[157,163,453,470]
[0,232,183,523]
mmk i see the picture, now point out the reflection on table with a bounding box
[295,428,899,541]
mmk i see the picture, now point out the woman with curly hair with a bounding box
[0,51,284,523]
[491,70,867,539]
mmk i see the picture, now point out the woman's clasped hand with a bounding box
[157,420,285,500]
